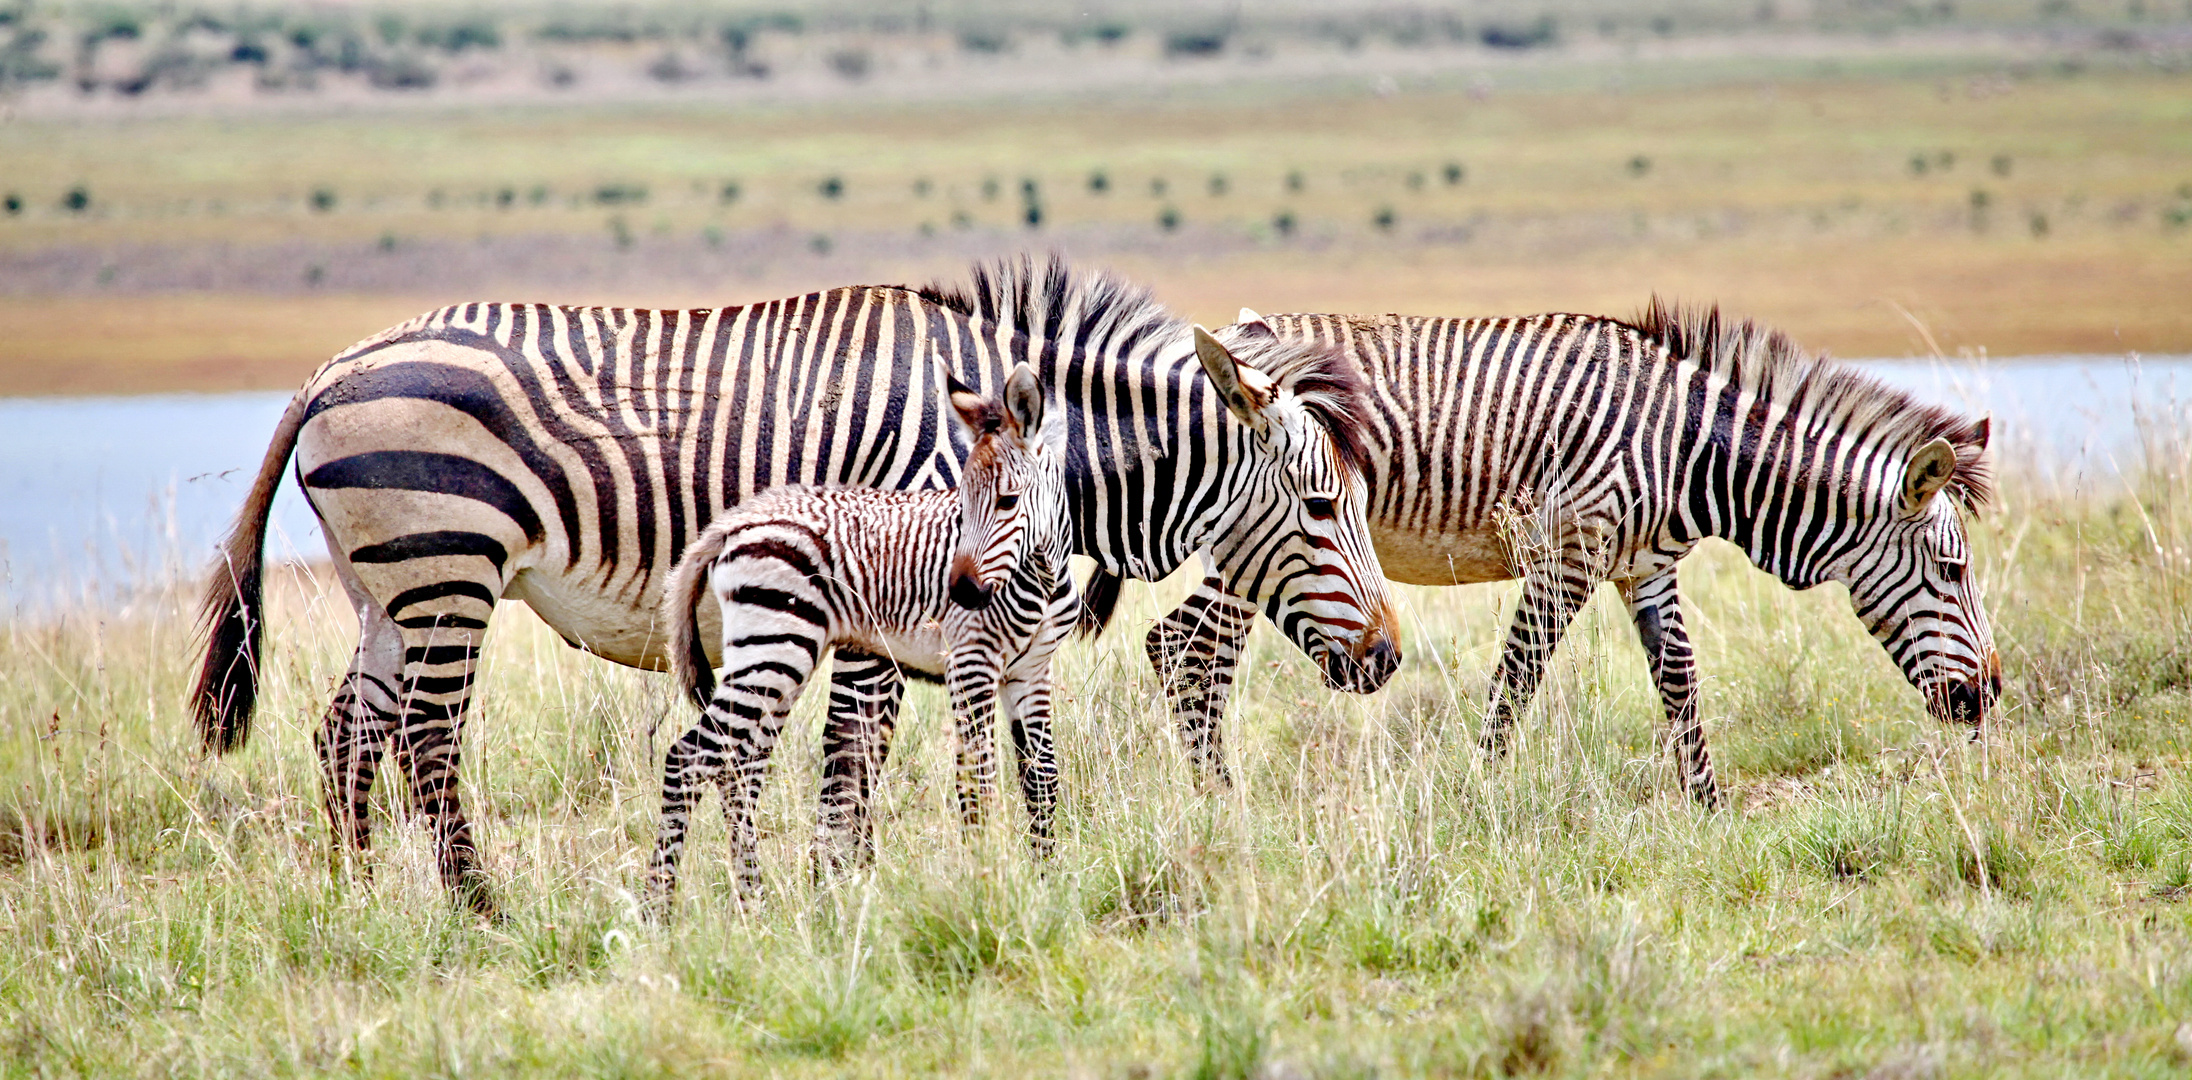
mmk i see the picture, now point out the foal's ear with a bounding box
[1002,362,1046,439]
[947,373,1002,436]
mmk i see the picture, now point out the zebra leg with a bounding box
[1001,584,1076,858]
[1620,567,1719,809]
[1143,575,1258,789]
[813,649,905,878]
[1482,560,1597,760]
[387,612,496,916]
[947,650,1003,830]
[315,560,407,867]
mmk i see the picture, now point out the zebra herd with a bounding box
[190,255,2000,915]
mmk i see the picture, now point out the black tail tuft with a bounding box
[1076,567,1124,639]
[192,556,261,754]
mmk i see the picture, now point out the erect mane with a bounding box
[915,252,1178,359]
[1632,297,1995,511]
[919,254,1375,473]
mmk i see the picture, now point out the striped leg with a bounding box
[1620,566,1719,808]
[649,617,816,906]
[1001,583,1077,856]
[316,565,406,864]
[387,616,494,916]
[947,650,1004,829]
[1143,576,1258,788]
[1482,555,1598,759]
[813,650,906,877]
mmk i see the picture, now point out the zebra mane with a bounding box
[915,252,1177,359]
[919,253,1375,473]
[1633,297,1996,511]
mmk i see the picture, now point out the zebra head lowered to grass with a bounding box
[189,254,1396,915]
[650,364,1076,908]
[1117,299,1998,805]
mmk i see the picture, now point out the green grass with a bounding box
[5,453,2192,1076]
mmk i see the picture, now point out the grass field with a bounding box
[4,52,2190,394]
[4,438,2190,1076]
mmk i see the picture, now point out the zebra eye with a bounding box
[1940,560,1965,583]
[994,493,1020,512]
[1304,497,1336,520]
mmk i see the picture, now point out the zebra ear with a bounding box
[947,373,1002,436]
[1234,309,1276,343]
[1903,437,1959,511]
[1003,363,1045,439]
[1969,414,1991,450]
[1193,324,1270,432]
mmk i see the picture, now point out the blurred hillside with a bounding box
[0,1,2188,393]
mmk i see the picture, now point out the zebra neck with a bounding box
[1681,381,1839,588]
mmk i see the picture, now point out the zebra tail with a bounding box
[191,388,310,754]
[1076,567,1125,639]
[665,527,728,710]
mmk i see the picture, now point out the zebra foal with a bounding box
[650,364,1075,905]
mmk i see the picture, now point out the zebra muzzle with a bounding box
[949,569,994,610]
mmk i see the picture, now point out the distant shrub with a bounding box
[1163,29,1227,58]
[1087,169,1109,194]
[1157,205,1180,231]
[61,185,89,213]
[309,187,337,212]
[593,183,648,206]
[1627,154,1652,177]
[1991,154,2013,177]
[958,29,1008,54]
[528,185,549,206]
[494,187,514,209]
[816,175,844,200]
[719,180,742,204]
[1443,161,1465,185]
[417,19,499,53]
[1207,172,1227,196]
[1065,21,1131,46]
[1406,170,1425,190]
[1284,170,1304,193]
[608,216,633,248]
[911,177,930,197]
[2,192,19,215]
[367,54,436,90]
[826,48,869,79]
[1149,176,1168,197]
[1481,17,1556,49]
[808,233,832,255]
[980,177,999,201]
[1271,209,1295,236]
[1372,205,1395,231]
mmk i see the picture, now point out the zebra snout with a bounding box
[1931,667,1998,732]
[949,571,994,610]
[1361,633,1401,685]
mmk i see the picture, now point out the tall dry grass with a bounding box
[3,436,2191,1076]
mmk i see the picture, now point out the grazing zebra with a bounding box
[1105,301,1999,805]
[191,256,1397,914]
[650,364,1074,905]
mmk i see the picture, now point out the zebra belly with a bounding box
[842,624,950,679]
[1370,525,1515,586]
[504,567,671,670]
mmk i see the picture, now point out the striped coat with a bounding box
[1127,302,1999,804]
[191,257,1397,913]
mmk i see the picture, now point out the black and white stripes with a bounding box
[1137,301,2000,805]
[648,365,1075,905]
[190,256,1396,912]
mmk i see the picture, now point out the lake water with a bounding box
[2,354,2187,613]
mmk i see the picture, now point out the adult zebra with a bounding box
[1111,301,1999,805]
[191,256,1398,913]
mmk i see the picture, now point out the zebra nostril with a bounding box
[949,573,993,610]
